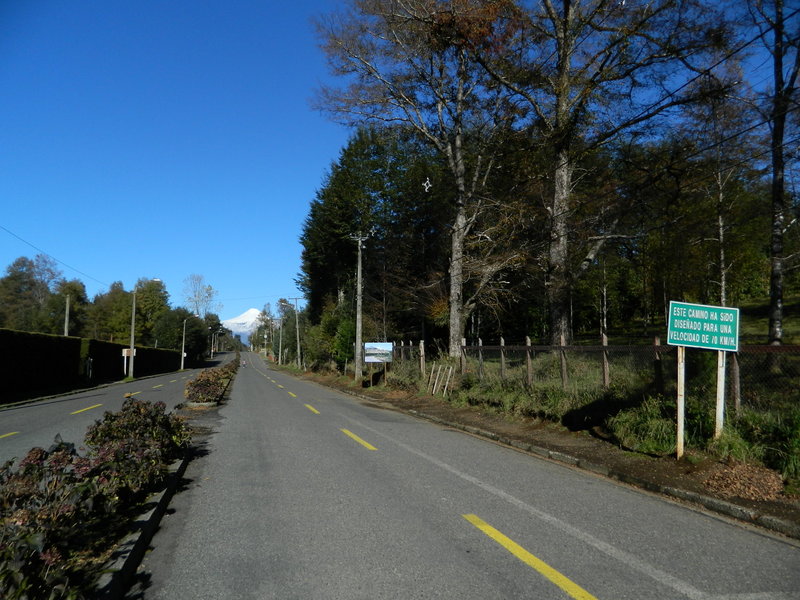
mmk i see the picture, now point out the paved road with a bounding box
[132,352,800,599]
[0,357,228,464]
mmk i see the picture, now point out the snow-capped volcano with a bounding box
[222,308,262,342]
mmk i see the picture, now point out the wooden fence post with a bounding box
[500,337,506,380]
[419,340,426,377]
[653,336,664,395]
[731,352,741,419]
[560,333,568,391]
[478,338,484,381]
[461,337,467,375]
[602,332,610,389]
[526,336,533,388]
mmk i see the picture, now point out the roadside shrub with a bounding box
[385,360,423,392]
[606,396,676,456]
[184,359,239,404]
[0,440,98,599]
[731,406,800,481]
[707,428,764,464]
[85,399,190,498]
[0,399,191,599]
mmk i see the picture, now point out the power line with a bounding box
[0,223,110,288]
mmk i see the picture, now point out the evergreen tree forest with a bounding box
[299,0,800,358]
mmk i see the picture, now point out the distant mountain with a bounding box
[222,308,262,343]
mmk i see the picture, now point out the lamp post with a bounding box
[180,316,197,370]
[181,318,188,370]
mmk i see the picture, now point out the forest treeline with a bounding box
[0,257,226,361]
[297,0,800,361]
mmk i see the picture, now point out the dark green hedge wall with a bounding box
[0,329,181,403]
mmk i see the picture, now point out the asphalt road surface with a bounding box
[125,351,800,600]
[0,361,217,464]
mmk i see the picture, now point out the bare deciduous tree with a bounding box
[315,0,517,356]
[473,0,735,343]
[183,274,219,318]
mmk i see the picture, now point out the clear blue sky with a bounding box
[0,0,350,320]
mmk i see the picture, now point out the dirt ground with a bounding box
[299,370,800,536]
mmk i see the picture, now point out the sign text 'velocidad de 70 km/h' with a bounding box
[667,301,740,352]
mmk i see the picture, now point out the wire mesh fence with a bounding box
[390,339,800,414]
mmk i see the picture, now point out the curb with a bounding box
[94,453,191,599]
[404,408,800,541]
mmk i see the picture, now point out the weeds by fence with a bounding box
[392,339,800,412]
[386,339,800,483]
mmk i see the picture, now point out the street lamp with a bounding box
[180,314,199,370]
[208,327,223,358]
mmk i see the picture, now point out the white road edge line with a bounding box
[347,416,709,600]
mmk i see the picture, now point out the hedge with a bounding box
[0,329,181,404]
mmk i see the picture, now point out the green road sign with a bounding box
[667,301,739,352]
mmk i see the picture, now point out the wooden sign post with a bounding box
[667,301,739,459]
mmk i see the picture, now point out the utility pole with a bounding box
[289,297,302,369]
[278,316,283,365]
[349,231,370,380]
[129,290,137,378]
[63,294,70,336]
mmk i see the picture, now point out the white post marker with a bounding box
[667,301,739,458]
[677,346,685,459]
[716,350,726,439]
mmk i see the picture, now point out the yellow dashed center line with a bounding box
[71,403,103,415]
[1,432,20,439]
[153,384,164,389]
[277,384,285,389]
[340,429,377,451]
[169,379,177,383]
[288,391,297,398]
[304,404,320,414]
[463,514,598,600]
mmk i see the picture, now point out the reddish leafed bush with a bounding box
[184,359,239,404]
[0,399,190,599]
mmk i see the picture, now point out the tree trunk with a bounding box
[768,0,791,345]
[548,147,573,345]
[768,107,786,344]
[547,1,575,346]
[449,201,467,357]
